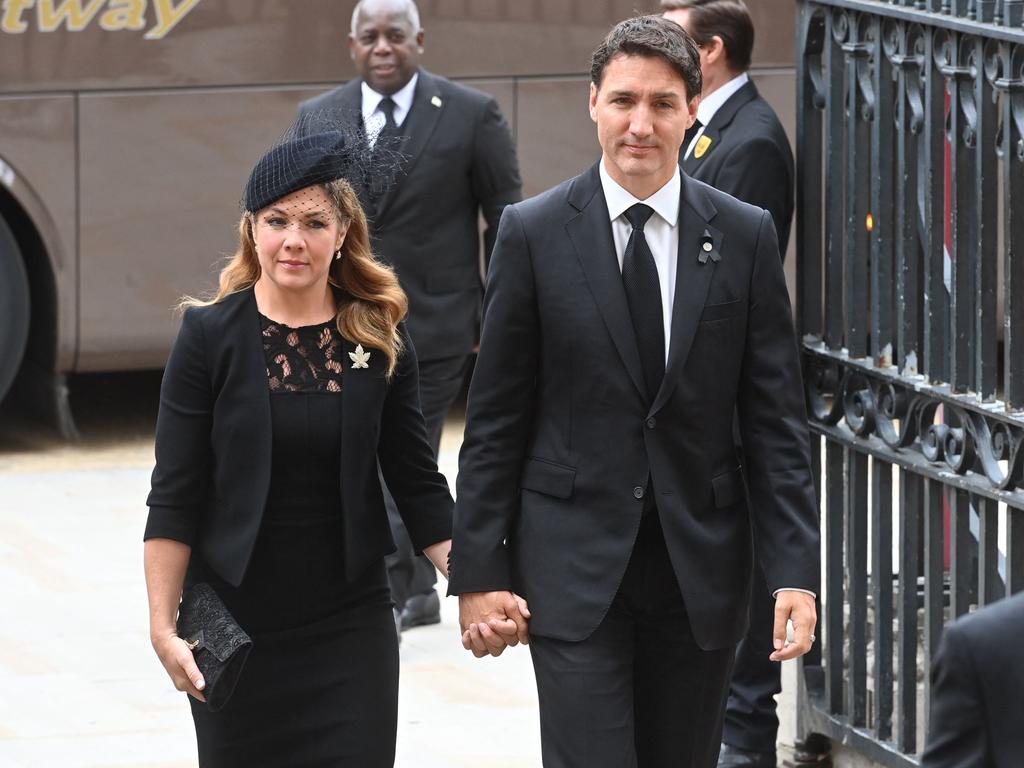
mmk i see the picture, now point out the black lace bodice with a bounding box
[260,313,345,393]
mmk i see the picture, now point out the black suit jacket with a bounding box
[923,592,1024,768]
[448,164,819,649]
[144,289,453,586]
[298,69,522,362]
[682,81,795,256]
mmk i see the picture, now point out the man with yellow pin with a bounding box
[663,2,798,767]
[664,0,794,259]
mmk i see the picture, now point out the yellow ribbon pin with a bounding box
[694,135,713,159]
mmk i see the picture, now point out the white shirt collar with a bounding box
[361,71,419,127]
[599,160,680,229]
[695,71,749,127]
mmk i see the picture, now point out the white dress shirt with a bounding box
[599,161,679,364]
[361,73,418,145]
[599,160,814,602]
[683,72,750,159]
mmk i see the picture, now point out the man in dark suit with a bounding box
[663,4,797,765]
[922,591,1024,768]
[299,0,521,630]
[664,0,794,257]
[448,15,818,768]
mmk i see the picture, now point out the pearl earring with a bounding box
[334,249,342,260]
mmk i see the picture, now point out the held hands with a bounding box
[152,629,207,702]
[770,590,817,662]
[459,591,531,658]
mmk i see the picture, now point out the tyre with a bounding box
[0,215,30,404]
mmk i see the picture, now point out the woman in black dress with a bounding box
[143,131,453,767]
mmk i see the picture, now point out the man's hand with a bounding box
[770,590,817,661]
[459,591,531,658]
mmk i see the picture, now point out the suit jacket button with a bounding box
[633,486,645,499]
[646,417,656,429]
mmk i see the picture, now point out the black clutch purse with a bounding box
[177,582,253,712]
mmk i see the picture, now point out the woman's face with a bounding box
[252,185,349,295]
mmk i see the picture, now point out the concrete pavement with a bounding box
[0,379,813,768]
[0,417,541,768]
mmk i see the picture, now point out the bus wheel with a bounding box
[0,215,30,405]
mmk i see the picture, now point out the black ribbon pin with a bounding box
[698,229,720,264]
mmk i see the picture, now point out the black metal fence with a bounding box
[795,0,1024,763]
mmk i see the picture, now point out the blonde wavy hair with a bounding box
[182,179,408,375]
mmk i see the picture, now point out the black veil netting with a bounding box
[241,110,406,216]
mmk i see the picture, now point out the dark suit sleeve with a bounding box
[377,326,454,552]
[922,624,989,768]
[712,137,792,257]
[736,211,820,594]
[144,308,213,545]
[448,205,539,594]
[471,97,523,267]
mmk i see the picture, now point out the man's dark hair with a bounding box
[661,0,755,72]
[590,15,701,101]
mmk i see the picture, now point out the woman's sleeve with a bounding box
[377,325,454,552]
[144,308,214,545]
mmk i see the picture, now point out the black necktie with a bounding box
[682,118,703,158]
[621,204,665,401]
[377,97,399,140]
[368,98,400,205]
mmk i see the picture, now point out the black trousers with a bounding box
[529,512,735,768]
[722,556,781,753]
[384,353,470,609]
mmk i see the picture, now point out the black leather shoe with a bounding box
[400,590,441,630]
[717,743,776,768]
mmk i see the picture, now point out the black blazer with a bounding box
[682,80,795,256]
[144,289,453,586]
[448,164,819,649]
[923,591,1024,768]
[298,69,522,362]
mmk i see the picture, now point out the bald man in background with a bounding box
[300,0,521,632]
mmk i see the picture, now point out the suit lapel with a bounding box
[682,125,720,175]
[339,333,385,481]
[565,165,647,403]
[236,289,273,469]
[683,80,759,176]
[373,69,445,221]
[301,79,363,136]
[649,175,722,416]
[337,80,364,132]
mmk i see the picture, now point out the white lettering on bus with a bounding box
[0,159,16,189]
[0,0,200,39]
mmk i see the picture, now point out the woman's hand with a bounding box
[152,628,207,702]
[423,539,452,580]
[145,538,199,697]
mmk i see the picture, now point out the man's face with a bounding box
[349,1,423,95]
[589,54,698,196]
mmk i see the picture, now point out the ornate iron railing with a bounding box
[795,0,1024,763]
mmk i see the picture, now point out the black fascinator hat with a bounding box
[242,112,404,214]
[244,131,350,213]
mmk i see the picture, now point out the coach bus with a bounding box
[0,0,797,435]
